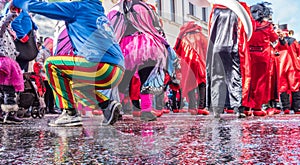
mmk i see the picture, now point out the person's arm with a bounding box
[11,12,29,42]
[269,24,279,43]
[12,0,76,22]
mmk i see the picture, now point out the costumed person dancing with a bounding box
[270,26,292,115]
[11,0,125,126]
[0,10,24,124]
[108,0,175,121]
[276,27,300,114]
[173,21,209,116]
[286,30,300,114]
[206,0,253,118]
[248,2,281,116]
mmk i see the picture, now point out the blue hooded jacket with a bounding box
[11,10,38,39]
[13,0,124,68]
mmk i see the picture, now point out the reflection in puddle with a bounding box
[0,115,299,164]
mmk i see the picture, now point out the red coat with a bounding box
[239,2,253,108]
[248,21,278,109]
[286,40,300,92]
[32,62,46,95]
[174,21,207,97]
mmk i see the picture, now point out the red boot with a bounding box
[284,109,290,114]
[198,108,209,115]
[224,108,235,114]
[253,109,267,116]
[173,109,179,113]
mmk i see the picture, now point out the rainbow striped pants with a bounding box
[44,56,124,109]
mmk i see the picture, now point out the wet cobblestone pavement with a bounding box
[0,113,300,164]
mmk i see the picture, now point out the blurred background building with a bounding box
[102,0,211,46]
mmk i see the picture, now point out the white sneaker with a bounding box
[48,110,83,127]
[102,100,121,126]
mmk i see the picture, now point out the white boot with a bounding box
[1,104,18,113]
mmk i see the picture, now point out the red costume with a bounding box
[280,35,300,113]
[248,20,278,110]
[174,21,207,97]
[285,38,300,92]
[174,21,207,112]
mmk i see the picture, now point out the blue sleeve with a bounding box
[11,13,27,39]
[13,0,76,22]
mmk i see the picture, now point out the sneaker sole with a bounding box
[103,102,121,126]
[2,115,24,124]
[3,120,24,124]
[48,121,83,127]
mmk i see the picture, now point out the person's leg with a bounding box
[47,56,123,126]
[197,82,209,115]
[280,92,291,114]
[154,91,164,110]
[154,90,169,113]
[45,58,76,108]
[0,85,23,124]
[188,88,197,109]
[45,56,124,126]
[292,91,300,114]
[129,72,141,116]
[45,56,80,126]
[44,80,59,114]
[188,88,197,115]
[198,83,206,109]
[138,61,159,121]
[0,87,3,122]
[171,90,179,112]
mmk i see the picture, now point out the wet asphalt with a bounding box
[0,112,300,164]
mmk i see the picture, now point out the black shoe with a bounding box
[5,113,23,124]
[140,111,157,121]
[0,116,3,123]
[102,100,121,126]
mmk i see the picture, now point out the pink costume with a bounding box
[108,0,171,120]
[108,1,168,71]
[0,13,24,92]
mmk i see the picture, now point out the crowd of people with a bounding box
[0,0,300,127]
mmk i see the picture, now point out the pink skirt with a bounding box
[119,32,166,71]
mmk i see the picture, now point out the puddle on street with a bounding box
[0,115,299,164]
